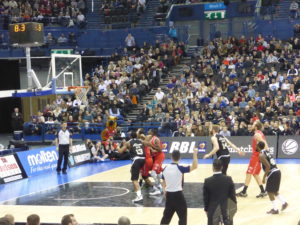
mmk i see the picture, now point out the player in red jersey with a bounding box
[237,120,268,198]
[137,128,153,180]
[148,129,165,195]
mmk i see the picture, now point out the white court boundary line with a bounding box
[54,186,130,201]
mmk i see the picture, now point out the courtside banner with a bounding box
[160,136,277,159]
[15,147,58,177]
[277,136,300,159]
[0,154,27,184]
[68,144,91,167]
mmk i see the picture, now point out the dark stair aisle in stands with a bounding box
[139,0,161,27]
[274,0,292,20]
[124,56,192,122]
[86,0,105,29]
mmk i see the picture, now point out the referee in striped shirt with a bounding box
[56,122,72,174]
[160,148,198,225]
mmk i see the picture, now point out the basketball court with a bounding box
[1,157,299,225]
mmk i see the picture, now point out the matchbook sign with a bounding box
[0,155,25,183]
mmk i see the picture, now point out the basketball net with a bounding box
[68,86,89,106]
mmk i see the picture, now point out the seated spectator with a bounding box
[220,126,231,136]
[86,140,108,162]
[24,118,42,135]
[26,214,40,225]
[4,215,14,225]
[45,33,56,45]
[68,32,77,45]
[118,216,131,225]
[57,34,68,44]
[61,214,78,225]
[0,217,13,225]
[67,115,81,133]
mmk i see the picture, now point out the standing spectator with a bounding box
[55,122,73,174]
[203,159,237,225]
[168,25,178,42]
[11,107,23,131]
[125,33,135,51]
[290,1,299,19]
[26,214,40,225]
[77,12,86,28]
[160,149,198,225]
[155,88,165,102]
[137,0,146,14]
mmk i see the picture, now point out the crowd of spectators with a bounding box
[44,32,77,46]
[22,32,300,138]
[24,35,186,138]
[134,34,300,137]
[0,0,87,28]
[101,0,147,25]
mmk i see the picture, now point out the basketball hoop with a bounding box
[68,86,89,106]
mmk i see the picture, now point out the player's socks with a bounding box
[272,200,278,211]
[137,190,142,197]
[277,195,288,211]
[259,185,265,193]
[237,185,248,197]
[242,185,248,194]
[276,195,286,204]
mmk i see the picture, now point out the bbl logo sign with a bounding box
[165,141,207,153]
[282,139,298,155]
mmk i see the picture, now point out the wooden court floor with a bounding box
[1,161,300,225]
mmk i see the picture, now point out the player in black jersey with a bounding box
[117,131,145,203]
[203,125,244,175]
[257,141,288,214]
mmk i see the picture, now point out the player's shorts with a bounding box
[152,152,165,174]
[141,157,153,178]
[219,156,230,175]
[131,158,145,181]
[266,169,281,193]
[246,156,261,175]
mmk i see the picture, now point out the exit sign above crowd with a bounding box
[204,10,226,20]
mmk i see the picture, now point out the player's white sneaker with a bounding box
[132,195,143,203]
[149,189,162,196]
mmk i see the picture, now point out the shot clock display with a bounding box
[9,22,44,46]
